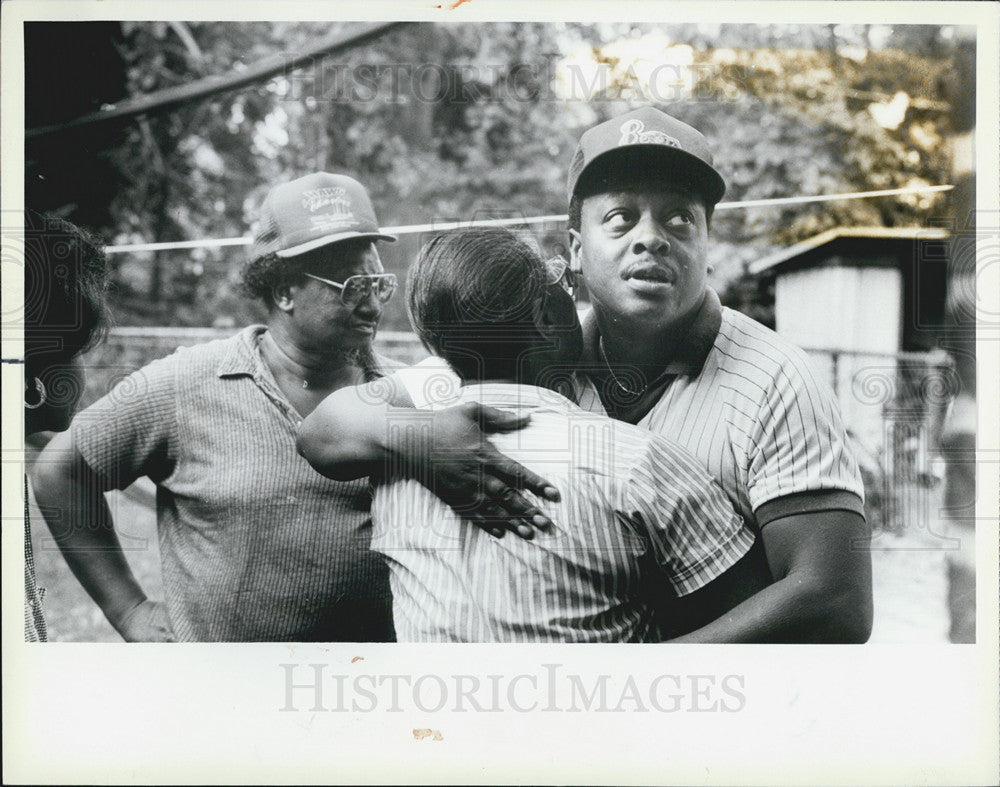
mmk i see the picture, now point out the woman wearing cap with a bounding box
[24,210,111,641]
[33,173,403,642]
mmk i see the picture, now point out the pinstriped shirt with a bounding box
[72,326,394,642]
[397,294,864,532]
[579,290,865,530]
[371,383,755,643]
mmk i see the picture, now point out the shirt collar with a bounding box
[216,325,268,378]
[580,287,722,377]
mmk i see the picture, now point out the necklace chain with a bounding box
[599,338,647,397]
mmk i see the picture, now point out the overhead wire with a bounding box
[102,183,953,255]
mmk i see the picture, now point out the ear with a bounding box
[568,229,583,272]
[272,283,295,313]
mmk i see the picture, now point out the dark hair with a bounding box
[241,238,373,308]
[568,151,715,233]
[241,252,295,307]
[24,210,111,370]
[407,228,549,382]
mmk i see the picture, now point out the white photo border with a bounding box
[3,2,998,784]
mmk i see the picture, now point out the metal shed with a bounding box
[750,226,953,486]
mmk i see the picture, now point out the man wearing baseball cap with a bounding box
[298,108,872,643]
[564,106,871,642]
[34,173,401,642]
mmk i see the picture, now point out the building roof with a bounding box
[748,226,951,276]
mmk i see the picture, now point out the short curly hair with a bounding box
[241,239,374,308]
[241,252,305,308]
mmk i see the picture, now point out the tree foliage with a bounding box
[24,21,961,330]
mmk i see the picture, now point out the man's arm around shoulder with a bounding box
[669,507,872,643]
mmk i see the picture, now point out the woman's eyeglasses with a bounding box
[304,272,398,306]
[544,255,577,298]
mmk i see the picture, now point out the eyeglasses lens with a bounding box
[341,275,397,306]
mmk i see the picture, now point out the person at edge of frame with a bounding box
[32,173,407,642]
[24,210,112,642]
[297,106,873,643]
[367,226,771,642]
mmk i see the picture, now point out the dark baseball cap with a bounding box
[567,106,726,206]
[251,172,396,260]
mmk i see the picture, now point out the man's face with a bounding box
[287,241,386,353]
[570,182,709,334]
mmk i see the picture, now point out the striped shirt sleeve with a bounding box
[72,353,179,487]
[744,349,865,522]
[624,436,756,596]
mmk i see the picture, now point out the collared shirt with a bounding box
[371,382,755,643]
[577,289,724,425]
[580,289,865,529]
[399,289,864,532]
[73,326,394,642]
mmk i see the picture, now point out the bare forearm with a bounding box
[670,573,869,643]
[31,449,148,631]
[670,512,873,644]
[298,382,559,537]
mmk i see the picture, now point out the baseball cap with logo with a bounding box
[567,106,726,206]
[251,172,397,260]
